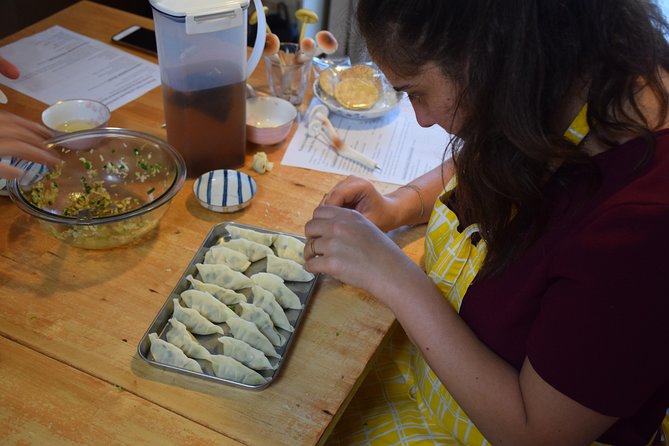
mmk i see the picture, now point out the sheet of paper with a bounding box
[0,26,160,111]
[282,98,451,185]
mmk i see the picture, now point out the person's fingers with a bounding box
[0,111,52,140]
[303,242,351,279]
[0,140,61,165]
[307,206,344,235]
[304,237,320,261]
[321,175,368,207]
[311,204,344,220]
[0,128,49,150]
[304,209,338,262]
[0,57,20,80]
[304,215,323,240]
[15,118,52,140]
[303,252,329,273]
[319,192,330,206]
[0,112,58,165]
[321,188,343,206]
[303,233,340,271]
[322,189,357,207]
[0,127,51,149]
[0,162,23,179]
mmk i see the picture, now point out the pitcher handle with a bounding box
[247,0,267,78]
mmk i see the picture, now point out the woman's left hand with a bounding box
[0,111,57,179]
[304,205,422,298]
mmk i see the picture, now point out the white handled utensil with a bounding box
[307,104,380,170]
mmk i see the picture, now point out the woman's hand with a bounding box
[0,56,58,179]
[322,163,453,232]
[304,205,423,298]
[0,111,57,179]
[320,175,405,232]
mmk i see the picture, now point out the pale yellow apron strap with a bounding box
[661,413,669,445]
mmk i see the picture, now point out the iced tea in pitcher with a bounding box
[163,78,246,177]
[150,0,267,178]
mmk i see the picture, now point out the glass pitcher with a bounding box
[150,0,266,177]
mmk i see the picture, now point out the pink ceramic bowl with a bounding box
[246,96,296,145]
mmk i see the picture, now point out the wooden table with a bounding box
[0,2,426,445]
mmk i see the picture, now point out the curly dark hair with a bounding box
[357,0,669,275]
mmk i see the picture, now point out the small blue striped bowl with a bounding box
[193,169,257,213]
[0,157,49,197]
[0,157,14,196]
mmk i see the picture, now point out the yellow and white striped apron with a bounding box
[326,176,487,446]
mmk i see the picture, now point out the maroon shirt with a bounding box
[460,131,669,445]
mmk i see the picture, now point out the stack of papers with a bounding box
[0,26,160,111]
[282,98,451,185]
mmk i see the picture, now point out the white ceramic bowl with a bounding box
[42,99,111,150]
[246,96,296,145]
[42,99,111,135]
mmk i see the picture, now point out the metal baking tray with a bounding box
[137,222,318,390]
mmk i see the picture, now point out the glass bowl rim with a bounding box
[7,127,187,226]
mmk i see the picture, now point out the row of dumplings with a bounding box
[147,225,315,386]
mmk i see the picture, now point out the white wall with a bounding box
[302,0,327,39]
[658,0,669,16]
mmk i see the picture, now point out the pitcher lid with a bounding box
[150,0,250,16]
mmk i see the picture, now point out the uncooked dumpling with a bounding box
[166,318,211,360]
[172,298,224,335]
[266,254,315,282]
[204,245,251,272]
[236,302,285,347]
[148,333,202,373]
[226,317,279,358]
[218,336,276,371]
[180,289,239,324]
[273,234,305,265]
[250,272,303,310]
[185,274,247,305]
[251,285,294,333]
[218,238,274,262]
[225,224,276,246]
[196,263,253,290]
[203,353,267,385]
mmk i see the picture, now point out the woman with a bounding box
[304,1,669,445]
[0,56,56,180]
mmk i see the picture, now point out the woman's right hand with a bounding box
[0,111,58,179]
[320,175,403,232]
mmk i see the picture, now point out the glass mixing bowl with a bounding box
[8,128,186,249]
